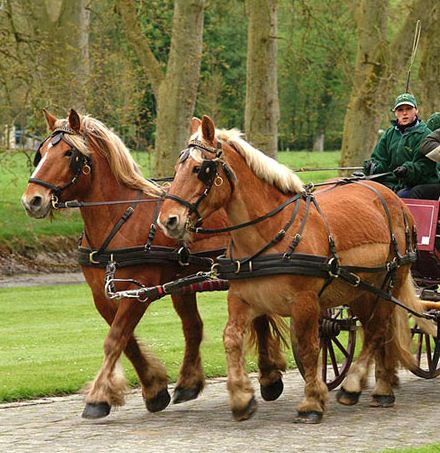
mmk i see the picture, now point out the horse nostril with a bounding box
[166,215,179,230]
[30,196,43,208]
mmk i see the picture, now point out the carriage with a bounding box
[22,109,440,424]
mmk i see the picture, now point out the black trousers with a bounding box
[407,184,440,200]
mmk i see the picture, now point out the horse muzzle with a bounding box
[158,211,190,241]
[21,192,52,219]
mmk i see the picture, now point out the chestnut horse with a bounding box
[158,115,433,423]
[21,110,287,420]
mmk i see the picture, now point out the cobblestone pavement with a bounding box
[1,369,440,453]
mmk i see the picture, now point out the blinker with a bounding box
[197,159,217,185]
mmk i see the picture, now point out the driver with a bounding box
[363,93,436,197]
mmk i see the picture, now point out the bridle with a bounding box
[28,126,92,208]
[165,139,236,227]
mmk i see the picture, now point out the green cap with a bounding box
[426,112,440,131]
[393,93,417,111]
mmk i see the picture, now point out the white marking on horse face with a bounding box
[30,152,48,178]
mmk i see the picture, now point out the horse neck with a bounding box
[224,154,289,256]
[79,155,148,248]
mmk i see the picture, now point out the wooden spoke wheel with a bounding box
[409,314,440,379]
[291,307,357,390]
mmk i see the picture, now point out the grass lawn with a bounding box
[0,149,341,247]
[0,283,299,402]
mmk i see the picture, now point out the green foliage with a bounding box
[196,0,247,129]
[278,0,356,150]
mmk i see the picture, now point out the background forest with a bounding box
[1,0,439,176]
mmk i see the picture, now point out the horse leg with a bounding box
[224,294,257,421]
[290,291,327,423]
[370,273,423,408]
[83,297,169,418]
[170,293,205,404]
[252,315,286,401]
[336,297,393,407]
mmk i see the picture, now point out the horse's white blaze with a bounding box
[30,152,48,178]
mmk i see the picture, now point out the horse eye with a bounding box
[64,149,73,158]
[192,166,201,174]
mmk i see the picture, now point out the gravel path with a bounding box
[0,272,85,288]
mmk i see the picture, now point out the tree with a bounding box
[117,0,205,176]
[340,0,438,169]
[244,0,279,157]
[277,0,356,151]
[419,4,440,116]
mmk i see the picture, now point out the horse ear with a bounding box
[191,117,202,134]
[201,115,215,144]
[43,109,58,131]
[68,109,81,133]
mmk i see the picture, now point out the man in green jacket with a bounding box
[363,93,436,196]
[406,112,440,199]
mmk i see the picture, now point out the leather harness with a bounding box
[166,140,435,320]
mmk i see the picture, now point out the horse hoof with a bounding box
[293,410,323,424]
[172,384,203,404]
[232,396,257,421]
[370,394,395,408]
[82,402,111,419]
[336,388,361,406]
[260,378,284,401]
[145,388,171,413]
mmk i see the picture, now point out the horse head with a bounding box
[21,109,92,218]
[158,115,236,241]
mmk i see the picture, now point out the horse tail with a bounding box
[388,274,436,371]
[246,314,289,369]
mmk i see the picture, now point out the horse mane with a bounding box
[54,115,162,196]
[215,128,304,194]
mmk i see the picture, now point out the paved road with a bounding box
[2,369,440,453]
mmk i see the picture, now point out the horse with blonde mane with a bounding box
[21,109,290,419]
[158,115,433,423]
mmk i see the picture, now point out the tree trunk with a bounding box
[340,0,436,169]
[312,132,324,152]
[419,3,440,116]
[244,0,279,158]
[117,0,205,177]
[155,0,205,176]
[339,0,388,169]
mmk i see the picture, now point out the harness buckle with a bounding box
[347,272,361,287]
[328,257,340,278]
[386,257,399,272]
[177,246,190,266]
[234,260,241,274]
[51,194,59,209]
[89,250,100,264]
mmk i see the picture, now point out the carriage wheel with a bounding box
[409,314,440,379]
[290,307,357,390]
